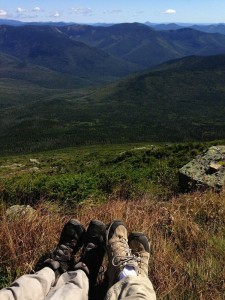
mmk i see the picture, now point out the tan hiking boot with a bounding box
[106,220,138,288]
[128,232,150,277]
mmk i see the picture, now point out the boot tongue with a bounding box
[83,242,96,253]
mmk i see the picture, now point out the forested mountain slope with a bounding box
[1,54,225,153]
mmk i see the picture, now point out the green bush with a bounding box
[1,174,100,205]
[0,141,215,205]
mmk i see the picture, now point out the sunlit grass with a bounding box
[0,190,224,299]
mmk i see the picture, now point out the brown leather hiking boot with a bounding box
[106,220,138,288]
[44,219,85,274]
[128,232,150,277]
[76,220,106,284]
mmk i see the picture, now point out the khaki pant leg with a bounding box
[0,267,55,300]
[45,270,89,300]
[105,276,156,300]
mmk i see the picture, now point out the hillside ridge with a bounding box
[1,53,225,153]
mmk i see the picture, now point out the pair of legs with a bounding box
[0,219,156,300]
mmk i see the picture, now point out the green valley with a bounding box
[1,54,225,154]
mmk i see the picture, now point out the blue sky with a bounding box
[0,0,224,24]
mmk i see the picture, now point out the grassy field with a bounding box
[0,191,224,299]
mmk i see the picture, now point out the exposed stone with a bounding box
[5,205,36,220]
[179,146,225,192]
[0,163,23,169]
[29,159,40,164]
[28,167,40,172]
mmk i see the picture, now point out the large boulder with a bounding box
[179,146,225,192]
[5,205,36,220]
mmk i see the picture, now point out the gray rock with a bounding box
[179,146,225,192]
[29,159,40,164]
[5,205,36,220]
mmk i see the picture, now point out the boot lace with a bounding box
[111,237,141,267]
[132,251,149,274]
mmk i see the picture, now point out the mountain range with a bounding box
[1,23,225,153]
[59,23,225,68]
[1,19,225,35]
[1,22,225,86]
[0,25,139,87]
[146,23,225,35]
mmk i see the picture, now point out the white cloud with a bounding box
[53,12,60,17]
[163,9,176,14]
[71,7,93,16]
[17,7,27,13]
[32,7,41,12]
[0,9,7,16]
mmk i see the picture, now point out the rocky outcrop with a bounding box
[5,205,36,220]
[179,146,225,192]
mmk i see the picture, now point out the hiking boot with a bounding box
[106,220,138,288]
[45,219,85,273]
[128,232,150,277]
[75,220,106,284]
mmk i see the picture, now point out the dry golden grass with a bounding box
[0,190,224,299]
